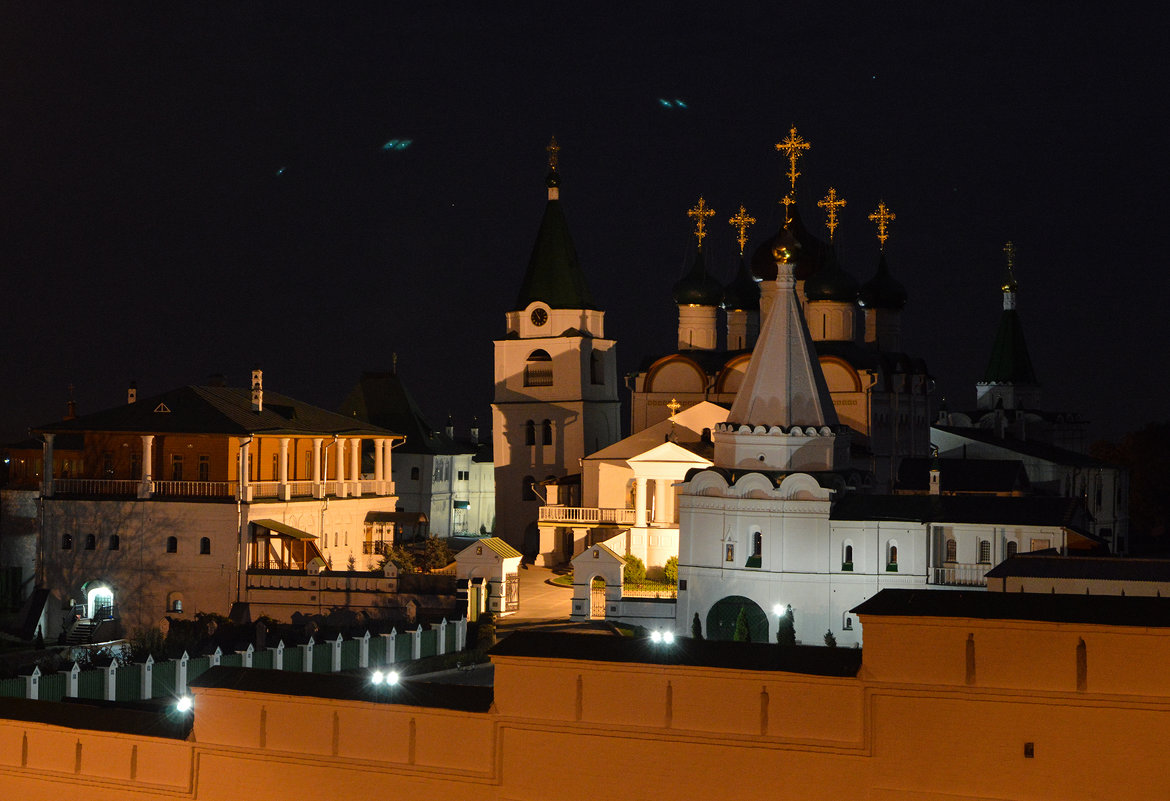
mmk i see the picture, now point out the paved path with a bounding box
[498,565,573,628]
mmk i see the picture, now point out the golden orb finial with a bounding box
[868,201,896,251]
[817,187,847,242]
[687,197,716,247]
[728,205,756,256]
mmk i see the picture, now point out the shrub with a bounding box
[420,536,455,572]
[663,556,679,586]
[776,604,796,647]
[691,612,703,640]
[824,629,837,648]
[733,607,750,642]
[623,554,646,584]
[380,545,416,573]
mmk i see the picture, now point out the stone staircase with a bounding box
[64,620,98,645]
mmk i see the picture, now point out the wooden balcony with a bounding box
[538,506,636,526]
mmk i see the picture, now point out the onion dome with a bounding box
[750,204,826,282]
[721,257,760,311]
[672,247,724,306]
[803,244,858,302]
[858,252,908,310]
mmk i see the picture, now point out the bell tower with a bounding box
[491,138,620,557]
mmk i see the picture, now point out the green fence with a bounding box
[341,639,360,670]
[445,623,457,652]
[312,644,332,673]
[253,649,273,670]
[78,669,105,699]
[282,648,303,672]
[395,633,413,662]
[0,677,24,699]
[221,652,243,668]
[187,656,211,684]
[153,660,177,698]
[115,664,141,701]
[39,672,67,702]
[420,629,437,658]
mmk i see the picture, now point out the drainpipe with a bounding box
[236,435,253,603]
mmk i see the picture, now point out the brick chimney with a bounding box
[251,365,263,413]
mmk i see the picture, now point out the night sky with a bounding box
[2,3,1166,446]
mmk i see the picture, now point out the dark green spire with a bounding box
[513,142,596,311]
[983,309,1038,384]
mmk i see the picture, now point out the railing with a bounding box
[251,481,281,498]
[359,480,379,495]
[539,506,637,525]
[931,562,989,587]
[288,481,316,497]
[524,367,554,387]
[323,481,339,496]
[362,541,391,555]
[153,481,234,498]
[54,478,138,496]
[622,581,678,599]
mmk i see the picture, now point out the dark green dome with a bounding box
[672,247,724,306]
[858,252,908,310]
[750,204,826,282]
[804,244,858,302]
[721,257,760,311]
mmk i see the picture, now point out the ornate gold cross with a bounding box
[817,187,846,241]
[1003,240,1016,270]
[868,201,896,251]
[687,197,716,246]
[729,205,756,256]
[774,126,811,194]
[780,193,796,223]
[546,135,560,171]
[666,398,682,416]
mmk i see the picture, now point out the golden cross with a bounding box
[546,135,560,171]
[1003,240,1016,270]
[728,205,756,256]
[868,201,896,251]
[817,187,847,241]
[687,197,716,247]
[774,126,811,194]
[666,398,682,416]
[780,193,796,223]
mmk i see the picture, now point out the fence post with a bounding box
[358,631,370,669]
[241,644,254,668]
[272,640,284,671]
[456,617,467,651]
[24,667,40,700]
[411,625,422,661]
[61,663,79,698]
[211,647,222,667]
[438,619,448,656]
[300,637,314,673]
[177,652,189,695]
[140,656,154,700]
[103,663,117,701]
[382,630,396,666]
[330,634,343,673]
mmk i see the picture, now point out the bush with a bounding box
[380,545,417,573]
[691,612,703,640]
[776,604,796,647]
[623,554,646,584]
[733,607,750,642]
[420,536,455,572]
[663,556,679,586]
[823,629,837,648]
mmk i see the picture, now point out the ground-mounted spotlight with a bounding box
[650,630,662,643]
[773,604,784,617]
[662,631,675,644]
[371,670,385,685]
[176,696,193,713]
[384,670,400,686]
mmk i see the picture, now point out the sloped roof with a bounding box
[985,554,1170,582]
[587,401,727,461]
[514,192,596,311]
[458,536,522,560]
[895,457,1030,493]
[339,372,478,456]
[831,493,1090,530]
[853,588,1170,629]
[34,385,395,438]
[932,425,1110,468]
[983,308,1038,384]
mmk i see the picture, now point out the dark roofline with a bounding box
[985,554,1170,582]
[188,666,493,712]
[0,696,193,739]
[852,588,1170,629]
[489,631,861,677]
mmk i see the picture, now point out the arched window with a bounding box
[542,419,553,445]
[1006,540,1018,559]
[200,537,211,555]
[62,534,73,550]
[945,538,957,562]
[978,539,992,564]
[410,466,420,480]
[524,349,553,387]
[590,351,605,385]
[525,420,536,446]
[752,531,762,557]
[109,534,120,551]
[84,534,96,551]
[166,536,178,553]
[843,543,854,570]
[887,542,898,571]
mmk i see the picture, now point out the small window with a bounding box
[523,350,553,387]
[590,351,605,385]
[945,538,957,562]
[109,534,120,551]
[410,466,420,480]
[62,534,73,550]
[103,452,114,477]
[200,537,211,555]
[171,454,183,481]
[130,453,142,480]
[542,419,553,445]
[525,420,536,446]
[1006,540,1018,559]
[198,455,210,481]
[84,534,96,551]
[272,453,280,480]
[978,540,991,564]
[843,543,854,571]
[166,536,178,554]
[887,543,898,571]
[752,531,762,558]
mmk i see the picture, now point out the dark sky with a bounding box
[2,3,1166,445]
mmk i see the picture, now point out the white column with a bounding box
[350,437,362,495]
[278,438,290,500]
[653,478,668,524]
[238,438,252,502]
[335,438,347,498]
[138,434,154,499]
[374,437,385,492]
[41,433,55,497]
[383,438,395,494]
[634,477,647,528]
[312,438,324,499]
